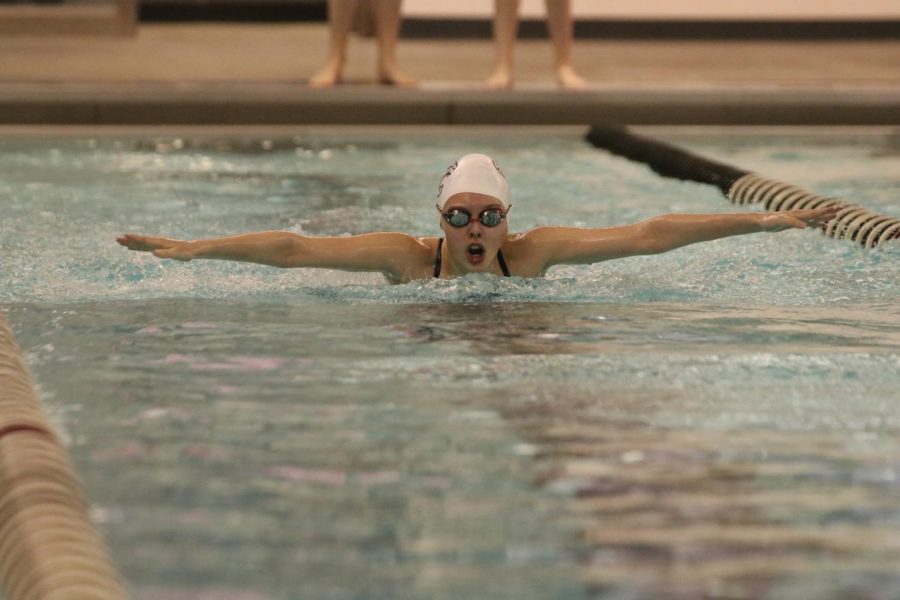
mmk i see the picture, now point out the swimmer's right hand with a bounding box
[116,234,195,261]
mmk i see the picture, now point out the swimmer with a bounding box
[117,153,840,284]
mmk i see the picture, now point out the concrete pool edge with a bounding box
[1,83,898,126]
[1,123,898,139]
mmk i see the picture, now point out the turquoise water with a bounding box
[2,127,899,599]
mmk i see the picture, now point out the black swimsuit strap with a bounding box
[497,249,510,277]
[433,238,443,278]
[433,238,511,278]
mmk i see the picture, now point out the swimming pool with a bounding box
[2,126,899,599]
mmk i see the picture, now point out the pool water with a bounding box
[2,127,899,599]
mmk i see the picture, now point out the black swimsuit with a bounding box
[433,238,510,278]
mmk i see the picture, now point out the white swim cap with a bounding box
[436,153,510,210]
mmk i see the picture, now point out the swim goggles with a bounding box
[441,207,508,228]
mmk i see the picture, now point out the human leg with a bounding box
[544,0,587,88]
[373,0,416,85]
[486,0,519,89]
[309,0,358,87]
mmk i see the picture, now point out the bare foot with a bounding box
[486,68,513,90]
[309,62,343,88]
[556,65,588,90]
[378,65,417,87]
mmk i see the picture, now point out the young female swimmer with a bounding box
[117,154,840,284]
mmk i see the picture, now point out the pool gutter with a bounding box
[2,82,898,126]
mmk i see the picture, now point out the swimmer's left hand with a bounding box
[760,204,842,232]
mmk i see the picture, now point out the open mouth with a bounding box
[466,244,485,264]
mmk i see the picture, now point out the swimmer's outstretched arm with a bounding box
[117,231,429,280]
[523,205,840,270]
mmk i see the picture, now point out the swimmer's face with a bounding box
[439,192,509,274]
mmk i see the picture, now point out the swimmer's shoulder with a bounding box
[382,233,439,283]
[504,226,582,252]
[360,231,434,256]
[409,234,440,259]
[500,229,556,277]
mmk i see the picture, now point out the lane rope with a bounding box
[585,124,899,248]
[1,314,127,600]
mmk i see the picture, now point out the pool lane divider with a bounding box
[585,124,900,249]
[0,314,128,600]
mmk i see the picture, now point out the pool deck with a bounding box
[1,23,899,126]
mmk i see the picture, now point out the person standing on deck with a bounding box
[309,0,416,87]
[488,0,587,89]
